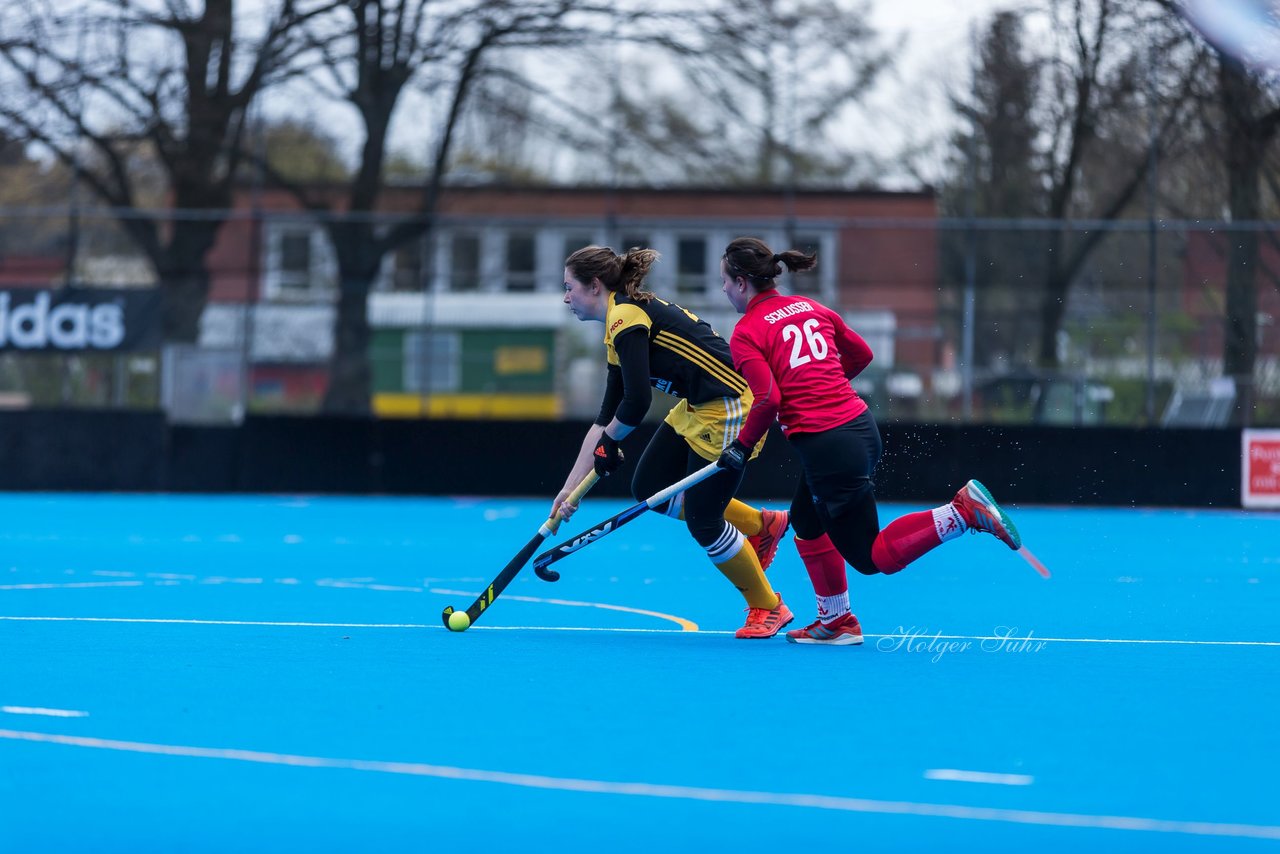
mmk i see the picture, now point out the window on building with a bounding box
[506,233,537,291]
[280,233,310,278]
[788,233,823,296]
[404,330,461,392]
[675,236,707,296]
[269,226,334,299]
[561,234,595,285]
[563,234,594,262]
[620,233,651,253]
[389,240,423,292]
[274,231,313,297]
[449,233,481,291]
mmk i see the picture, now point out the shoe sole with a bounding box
[966,479,1022,550]
[786,633,864,646]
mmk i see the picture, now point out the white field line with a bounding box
[1,707,89,718]
[0,577,698,629]
[925,768,1034,786]
[0,616,431,629]
[0,582,144,591]
[432,590,699,631]
[0,728,1276,841]
[874,634,1280,647]
[0,615,1276,647]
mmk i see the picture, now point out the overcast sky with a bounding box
[860,0,1028,184]
[254,0,1029,190]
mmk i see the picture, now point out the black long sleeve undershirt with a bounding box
[593,327,651,428]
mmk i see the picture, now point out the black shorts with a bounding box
[786,412,883,572]
[788,411,882,519]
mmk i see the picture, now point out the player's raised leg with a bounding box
[951,479,1021,550]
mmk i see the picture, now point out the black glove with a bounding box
[593,433,625,477]
[718,439,750,472]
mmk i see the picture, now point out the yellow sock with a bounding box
[713,542,778,610]
[723,499,763,536]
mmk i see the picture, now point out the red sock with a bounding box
[795,533,847,596]
[871,509,943,574]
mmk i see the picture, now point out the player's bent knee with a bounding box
[685,517,723,548]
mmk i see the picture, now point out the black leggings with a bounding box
[632,423,742,549]
[787,412,884,575]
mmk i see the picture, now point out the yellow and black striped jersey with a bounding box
[603,291,747,404]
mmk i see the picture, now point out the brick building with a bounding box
[199,184,940,417]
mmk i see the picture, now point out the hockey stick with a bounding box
[441,471,599,632]
[533,460,726,582]
[1016,545,1052,578]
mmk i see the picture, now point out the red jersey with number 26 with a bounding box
[730,292,873,443]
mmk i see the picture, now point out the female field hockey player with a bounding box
[552,245,792,639]
[716,236,1022,645]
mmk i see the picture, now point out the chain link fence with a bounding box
[1,206,1276,427]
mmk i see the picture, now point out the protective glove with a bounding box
[593,433,625,477]
[717,439,750,472]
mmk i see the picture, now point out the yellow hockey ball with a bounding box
[447,610,471,632]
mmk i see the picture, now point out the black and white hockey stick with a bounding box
[441,471,599,632]
[533,460,725,582]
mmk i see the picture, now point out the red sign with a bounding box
[1243,430,1280,508]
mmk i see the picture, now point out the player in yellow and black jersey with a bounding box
[552,246,793,639]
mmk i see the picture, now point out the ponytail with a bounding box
[724,237,816,288]
[774,249,818,274]
[617,247,659,302]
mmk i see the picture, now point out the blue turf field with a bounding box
[1,492,1278,852]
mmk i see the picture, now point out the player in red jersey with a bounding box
[717,237,1022,645]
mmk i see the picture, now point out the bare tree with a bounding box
[1215,57,1280,417]
[569,0,890,187]
[264,0,627,414]
[941,12,1046,367]
[0,0,335,341]
[1114,1,1280,421]
[1032,0,1205,368]
[939,0,1208,379]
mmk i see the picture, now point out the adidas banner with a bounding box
[0,288,161,352]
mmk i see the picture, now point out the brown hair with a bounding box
[723,237,816,290]
[565,245,660,303]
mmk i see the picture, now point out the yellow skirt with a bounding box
[664,391,767,462]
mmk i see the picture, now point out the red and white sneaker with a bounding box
[748,509,790,572]
[735,595,794,639]
[786,613,864,646]
[952,479,1021,550]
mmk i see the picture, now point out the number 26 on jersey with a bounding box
[782,319,828,368]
